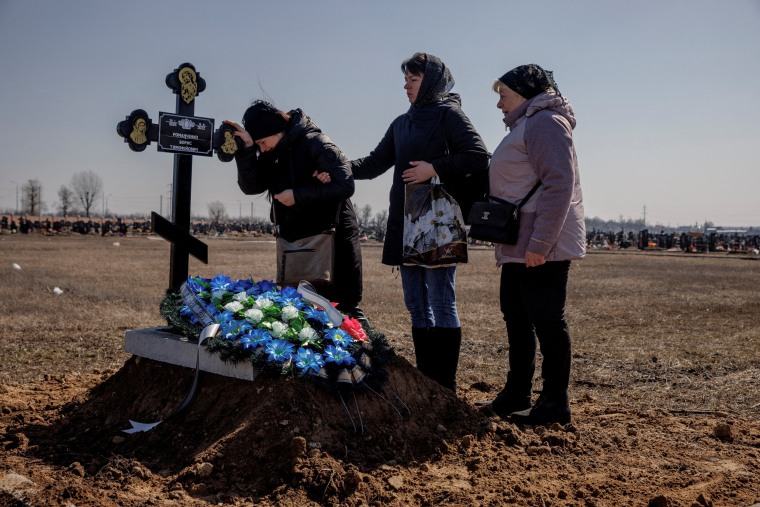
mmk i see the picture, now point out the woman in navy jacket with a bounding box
[350,53,489,390]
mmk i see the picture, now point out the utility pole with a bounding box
[11,181,18,215]
[166,183,173,221]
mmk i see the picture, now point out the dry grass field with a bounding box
[1,233,758,506]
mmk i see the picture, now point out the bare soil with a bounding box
[0,234,758,507]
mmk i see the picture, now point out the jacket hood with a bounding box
[526,93,576,128]
[280,108,321,148]
[504,92,576,130]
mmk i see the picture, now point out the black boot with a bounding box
[411,327,432,378]
[510,393,571,426]
[511,316,572,425]
[427,327,461,391]
[489,372,533,417]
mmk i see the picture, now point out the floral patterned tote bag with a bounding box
[402,176,468,267]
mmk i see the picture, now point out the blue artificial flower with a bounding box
[266,339,295,363]
[257,280,278,294]
[323,345,356,366]
[220,320,245,340]
[294,347,325,374]
[179,305,199,325]
[325,328,353,348]
[216,310,236,323]
[303,306,331,325]
[240,330,269,351]
[247,328,273,348]
[229,278,254,294]
[186,276,205,293]
[279,286,305,309]
[210,274,233,292]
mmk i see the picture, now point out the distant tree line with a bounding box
[11,171,104,218]
[7,173,755,243]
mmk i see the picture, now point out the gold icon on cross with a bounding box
[178,67,198,104]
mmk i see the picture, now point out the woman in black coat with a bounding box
[224,101,365,321]
[350,53,489,390]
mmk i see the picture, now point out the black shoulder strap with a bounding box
[489,181,542,208]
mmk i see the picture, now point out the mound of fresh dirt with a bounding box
[12,351,488,506]
[2,349,759,506]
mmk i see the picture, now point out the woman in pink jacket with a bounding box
[484,64,585,425]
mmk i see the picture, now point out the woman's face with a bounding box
[496,86,527,116]
[254,132,284,153]
[404,72,423,104]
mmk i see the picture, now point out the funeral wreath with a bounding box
[160,275,391,390]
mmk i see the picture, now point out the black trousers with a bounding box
[499,260,572,401]
[327,200,363,311]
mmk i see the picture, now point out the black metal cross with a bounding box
[117,62,242,292]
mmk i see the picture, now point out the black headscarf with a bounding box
[413,53,455,107]
[498,64,561,99]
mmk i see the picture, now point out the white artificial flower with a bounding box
[244,308,264,324]
[211,289,227,301]
[298,326,319,345]
[281,305,299,321]
[233,291,248,302]
[224,301,244,313]
[271,321,289,338]
[256,297,273,309]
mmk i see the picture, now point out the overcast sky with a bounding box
[1,0,759,228]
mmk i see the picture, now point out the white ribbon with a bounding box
[297,280,343,326]
[123,323,220,434]
[180,281,217,327]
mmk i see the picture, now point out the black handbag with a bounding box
[467,182,541,244]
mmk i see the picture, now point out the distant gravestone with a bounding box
[116,62,242,291]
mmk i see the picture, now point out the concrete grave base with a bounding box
[124,327,258,381]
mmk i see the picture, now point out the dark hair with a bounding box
[401,52,427,76]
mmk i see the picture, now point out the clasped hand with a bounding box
[402,160,436,184]
[275,171,331,206]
